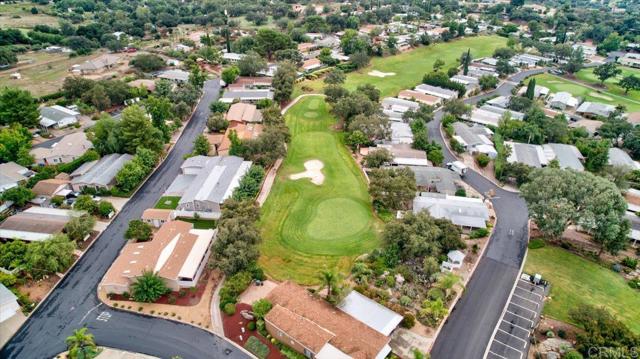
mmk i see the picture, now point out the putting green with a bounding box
[259,96,382,284]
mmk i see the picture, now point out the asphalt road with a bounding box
[428,69,545,359]
[1,79,251,359]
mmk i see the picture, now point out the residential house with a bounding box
[222,52,245,63]
[544,143,584,171]
[576,102,616,118]
[128,79,156,92]
[31,178,71,205]
[265,281,397,359]
[225,103,263,123]
[220,89,274,104]
[39,105,80,129]
[397,90,442,107]
[100,220,215,294]
[573,43,597,57]
[228,77,273,90]
[218,121,264,155]
[157,69,190,83]
[0,284,20,323]
[414,84,458,100]
[452,122,497,158]
[608,148,640,170]
[516,85,550,98]
[390,122,413,144]
[0,162,32,193]
[413,192,489,229]
[0,207,85,242]
[70,153,133,192]
[165,156,252,219]
[480,104,525,120]
[376,144,428,166]
[568,119,603,137]
[465,108,508,127]
[505,141,584,170]
[302,58,322,72]
[618,53,640,68]
[141,208,175,228]
[337,291,403,336]
[548,92,579,110]
[407,166,462,195]
[30,132,93,166]
[485,95,510,109]
[511,54,551,68]
[71,54,120,75]
[451,75,479,92]
[381,97,420,115]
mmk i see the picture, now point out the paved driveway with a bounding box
[1,80,251,359]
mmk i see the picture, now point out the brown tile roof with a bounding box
[32,178,70,197]
[267,305,335,353]
[218,122,264,155]
[297,42,315,52]
[141,208,173,221]
[266,282,389,359]
[302,58,321,69]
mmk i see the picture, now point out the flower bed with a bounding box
[222,303,284,359]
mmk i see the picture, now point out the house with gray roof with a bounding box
[166,156,252,218]
[0,162,32,193]
[0,283,20,323]
[70,153,133,191]
[516,85,550,98]
[222,52,245,63]
[381,97,420,115]
[608,148,640,170]
[505,141,584,170]
[220,89,274,104]
[543,143,584,171]
[39,105,80,129]
[390,122,413,144]
[505,141,548,168]
[407,166,461,195]
[452,122,497,158]
[157,69,190,83]
[576,102,616,118]
[451,75,479,91]
[486,95,510,109]
[414,84,458,100]
[480,104,525,120]
[548,92,579,110]
[413,192,489,229]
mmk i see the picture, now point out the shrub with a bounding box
[455,188,466,197]
[399,295,412,306]
[546,330,554,338]
[244,336,270,359]
[247,321,256,331]
[168,295,176,304]
[528,239,546,249]
[565,351,583,359]
[557,329,567,339]
[223,303,236,316]
[476,153,490,168]
[401,313,416,328]
[621,257,638,269]
[628,278,640,290]
[219,271,252,308]
[470,228,489,239]
[252,299,273,319]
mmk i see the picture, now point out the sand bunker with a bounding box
[290,160,325,185]
[368,70,396,78]
[589,92,614,101]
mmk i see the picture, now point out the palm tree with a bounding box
[66,328,98,359]
[318,270,337,300]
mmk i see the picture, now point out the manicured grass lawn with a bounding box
[575,66,640,105]
[532,73,640,112]
[258,96,382,284]
[524,246,640,334]
[294,35,507,98]
[154,196,181,210]
[244,336,270,359]
[176,217,217,229]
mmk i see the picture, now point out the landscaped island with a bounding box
[259,96,381,284]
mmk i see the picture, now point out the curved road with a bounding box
[1,79,251,359]
[429,69,545,359]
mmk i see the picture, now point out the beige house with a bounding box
[100,221,215,294]
[225,103,263,123]
[141,208,174,228]
[30,132,93,166]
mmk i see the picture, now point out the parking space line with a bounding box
[498,328,528,347]
[502,319,531,335]
[509,302,537,315]
[515,286,543,300]
[512,293,539,307]
[493,339,523,359]
[488,351,509,359]
[505,310,534,325]
[518,280,545,292]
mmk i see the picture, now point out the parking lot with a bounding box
[486,274,548,359]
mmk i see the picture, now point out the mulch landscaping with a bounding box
[109,270,215,306]
[222,303,284,359]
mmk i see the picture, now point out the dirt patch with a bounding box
[368,70,396,77]
[18,275,61,303]
[289,159,325,185]
[222,303,284,359]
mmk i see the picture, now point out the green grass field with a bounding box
[258,96,382,284]
[154,196,180,210]
[0,2,59,28]
[533,73,640,112]
[575,66,640,104]
[524,246,640,334]
[176,217,217,229]
[294,35,507,98]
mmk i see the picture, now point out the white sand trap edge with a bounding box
[290,160,325,185]
[368,70,396,78]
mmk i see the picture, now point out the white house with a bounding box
[0,284,20,323]
[39,106,80,129]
